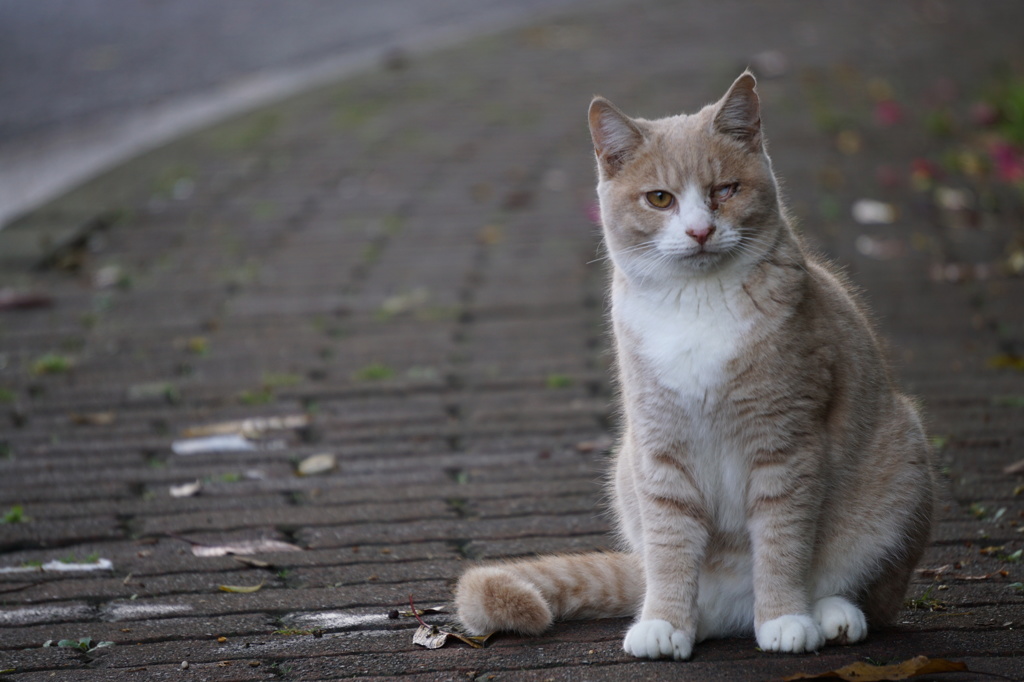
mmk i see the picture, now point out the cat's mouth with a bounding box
[661,244,728,264]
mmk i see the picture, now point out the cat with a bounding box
[453,71,935,660]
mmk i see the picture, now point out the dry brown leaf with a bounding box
[70,412,116,426]
[218,580,265,593]
[784,655,968,681]
[446,630,493,649]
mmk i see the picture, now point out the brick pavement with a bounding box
[2,1,1024,679]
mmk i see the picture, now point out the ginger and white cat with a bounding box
[454,72,934,660]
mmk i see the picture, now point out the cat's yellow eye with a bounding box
[645,190,675,209]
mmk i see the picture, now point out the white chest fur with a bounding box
[614,275,756,533]
[613,275,754,406]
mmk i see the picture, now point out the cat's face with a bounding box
[590,74,782,286]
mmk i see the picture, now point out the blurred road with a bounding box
[0,0,587,229]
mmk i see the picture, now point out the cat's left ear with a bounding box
[713,71,762,150]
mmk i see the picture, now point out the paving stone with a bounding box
[1,0,1023,678]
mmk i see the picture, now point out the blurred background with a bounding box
[0,0,588,229]
[1,1,1023,677]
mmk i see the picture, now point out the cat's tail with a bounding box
[454,551,643,636]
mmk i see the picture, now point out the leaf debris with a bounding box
[783,655,968,681]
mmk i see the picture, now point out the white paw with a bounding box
[813,596,867,644]
[623,619,693,660]
[756,614,824,653]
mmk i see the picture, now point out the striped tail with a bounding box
[454,551,643,636]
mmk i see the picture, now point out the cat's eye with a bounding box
[645,190,675,209]
[711,183,738,204]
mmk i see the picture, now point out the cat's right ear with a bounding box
[589,97,644,178]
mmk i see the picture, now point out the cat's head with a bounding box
[589,72,784,285]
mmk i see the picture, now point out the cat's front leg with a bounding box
[623,453,710,660]
[747,452,825,654]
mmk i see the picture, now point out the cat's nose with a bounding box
[686,224,716,245]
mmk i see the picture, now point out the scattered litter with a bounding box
[935,186,973,212]
[0,558,113,574]
[413,624,450,649]
[70,412,116,426]
[191,539,302,557]
[219,580,265,593]
[1004,459,1024,475]
[297,453,336,476]
[575,436,613,454]
[0,289,52,311]
[915,565,1009,581]
[183,414,309,438]
[379,288,430,317]
[169,480,202,498]
[408,595,492,650]
[855,235,904,260]
[172,434,255,455]
[400,606,446,618]
[784,655,967,681]
[851,199,896,224]
[93,265,124,289]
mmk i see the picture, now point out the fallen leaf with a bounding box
[297,453,336,476]
[219,580,265,593]
[1004,459,1024,475]
[233,556,271,568]
[989,354,1024,371]
[784,655,968,681]
[70,412,116,426]
[413,624,449,649]
[446,630,494,649]
[855,235,904,260]
[399,606,447,618]
[93,265,123,289]
[191,539,302,557]
[172,434,255,455]
[575,436,613,454]
[851,199,896,224]
[169,480,202,498]
[0,289,53,310]
[182,415,309,438]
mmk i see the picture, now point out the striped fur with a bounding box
[454,72,934,660]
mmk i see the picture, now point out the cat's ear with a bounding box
[589,97,645,177]
[713,71,762,149]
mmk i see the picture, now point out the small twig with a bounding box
[0,581,45,595]
[408,594,429,628]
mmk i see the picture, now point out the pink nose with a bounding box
[686,224,716,245]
